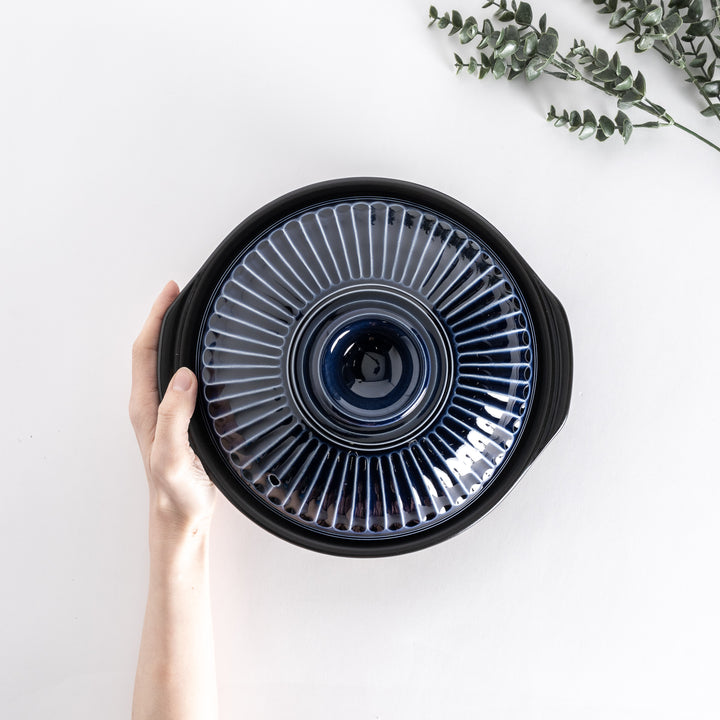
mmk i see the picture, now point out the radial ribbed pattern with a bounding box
[200,200,534,538]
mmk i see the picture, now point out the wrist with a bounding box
[149,502,212,554]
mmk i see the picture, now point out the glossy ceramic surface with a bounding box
[200,199,534,538]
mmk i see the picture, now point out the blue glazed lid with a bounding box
[158,178,572,557]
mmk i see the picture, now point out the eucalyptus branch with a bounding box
[591,0,720,123]
[429,1,720,153]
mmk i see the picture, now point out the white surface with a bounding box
[2,1,719,718]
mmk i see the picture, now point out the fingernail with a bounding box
[172,367,193,392]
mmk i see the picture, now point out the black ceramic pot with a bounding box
[157,178,572,557]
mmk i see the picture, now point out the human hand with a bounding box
[129,281,217,536]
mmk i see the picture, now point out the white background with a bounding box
[2,1,719,718]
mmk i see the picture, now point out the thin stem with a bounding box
[672,120,720,151]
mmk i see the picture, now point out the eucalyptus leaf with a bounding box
[497,39,519,58]
[609,9,625,28]
[686,0,703,23]
[634,71,647,95]
[460,17,479,44]
[524,33,538,55]
[537,32,559,57]
[493,57,506,78]
[599,115,615,135]
[660,13,683,36]
[578,121,597,140]
[525,54,546,80]
[614,66,633,91]
[619,87,644,105]
[635,34,655,51]
[595,67,620,82]
[641,6,663,26]
[515,1,533,26]
[687,19,717,36]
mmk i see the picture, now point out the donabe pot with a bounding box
[158,178,572,557]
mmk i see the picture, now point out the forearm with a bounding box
[132,510,218,720]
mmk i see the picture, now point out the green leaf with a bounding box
[515,1,533,26]
[689,53,708,67]
[614,66,633,91]
[524,33,538,55]
[429,5,438,20]
[621,8,637,22]
[633,71,646,96]
[635,34,655,51]
[618,87,644,106]
[452,10,463,28]
[595,48,609,68]
[641,6,662,26]
[686,0,703,22]
[615,110,633,143]
[609,8,625,28]
[700,104,720,116]
[579,114,598,140]
[687,19,717,36]
[460,17,479,44]
[615,109,630,128]
[537,31,559,57]
[599,115,615,136]
[660,12,682,36]
[438,15,450,29]
[618,31,637,43]
[497,39,519,58]
[454,53,464,72]
[525,54,546,80]
[493,57,506,78]
[703,81,720,97]
[595,67,619,82]
[539,13,547,33]
[569,110,582,130]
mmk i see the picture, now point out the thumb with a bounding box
[153,367,198,475]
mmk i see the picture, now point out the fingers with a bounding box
[151,367,198,478]
[129,281,180,444]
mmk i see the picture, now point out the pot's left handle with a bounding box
[156,280,196,401]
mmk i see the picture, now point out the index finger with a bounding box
[130,280,180,426]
